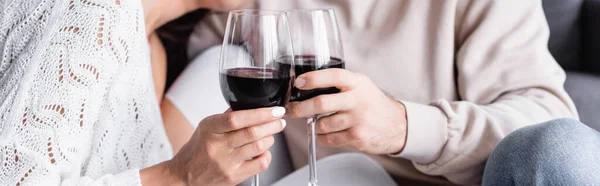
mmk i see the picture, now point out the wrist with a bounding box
[140,161,186,186]
[388,98,408,155]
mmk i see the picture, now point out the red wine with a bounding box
[220,68,293,111]
[279,55,345,102]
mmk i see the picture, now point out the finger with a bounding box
[232,135,275,162]
[317,131,352,147]
[237,151,272,181]
[316,113,353,134]
[294,68,359,91]
[228,119,286,148]
[287,93,354,118]
[209,107,286,133]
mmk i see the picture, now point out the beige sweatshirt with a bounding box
[188,0,578,184]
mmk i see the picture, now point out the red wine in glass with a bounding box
[279,55,346,102]
[220,67,293,111]
[219,9,294,186]
[287,9,344,186]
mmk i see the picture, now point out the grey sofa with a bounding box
[544,0,600,131]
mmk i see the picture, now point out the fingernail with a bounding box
[272,107,286,118]
[294,78,305,88]
[280,119,287,129]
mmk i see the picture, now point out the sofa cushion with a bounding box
[565,72,600,131]
[582,0,600,74]
[157,9,208,90]
[542,0,584,71]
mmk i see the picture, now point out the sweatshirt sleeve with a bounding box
[391,0,578,184]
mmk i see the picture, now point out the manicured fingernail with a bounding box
[295,78,305,88]
[272,107,286,117]
[280,119,287,129]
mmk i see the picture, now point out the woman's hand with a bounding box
[286,69,408,155]
[143,0,252,35]
[142,107,286,186]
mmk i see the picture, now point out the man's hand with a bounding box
[143,0,252,35]
[286,69,408,155]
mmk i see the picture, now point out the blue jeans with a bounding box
[483,118,600,185]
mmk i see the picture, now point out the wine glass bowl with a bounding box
[288,55,345,102]
[218,9,295,186]
[286,9,346,186]
[219,55,294,111]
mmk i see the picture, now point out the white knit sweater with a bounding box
[0,0,173,185]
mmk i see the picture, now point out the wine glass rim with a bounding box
[230,9,287,16]
[287,8,335,13]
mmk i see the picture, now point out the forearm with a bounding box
[395,88,577,184]
[149,32,167,102]
[406,0,580,183]
[149,32,194,154]
[140,161,185,186]
[162,99,195,154]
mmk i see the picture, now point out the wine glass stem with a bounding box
[252,174,259,186]
[308,115,318,186]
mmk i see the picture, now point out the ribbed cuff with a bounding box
[389,100,448,164]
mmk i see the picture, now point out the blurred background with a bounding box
[156,0,600,131]
[544,0,600,131]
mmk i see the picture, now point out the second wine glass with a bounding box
[219,9,295,186]
[287,9,346,186]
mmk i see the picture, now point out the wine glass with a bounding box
[287,9,345,186]
[219,9,295,186]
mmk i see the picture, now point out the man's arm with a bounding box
[283,0,577,184]
[393,0,578,184]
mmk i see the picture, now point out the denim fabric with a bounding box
[483,118,600,185]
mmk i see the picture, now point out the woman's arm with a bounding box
[0,0,266,185]
[149,32,167,102]
[144,0,252,153]
[0,0,180,185]
[143,0,252,36]
[148,29,193,154]
[161,99,195,154]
